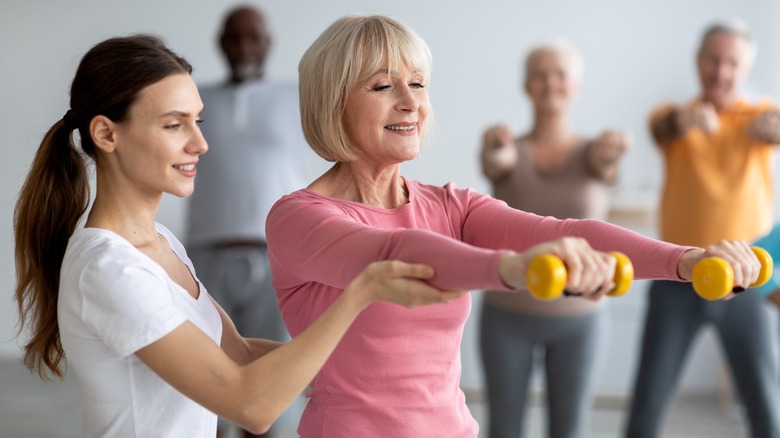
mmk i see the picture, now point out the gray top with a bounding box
[486,139,612,316]
[493,140,610,221]
[186,79,310,247]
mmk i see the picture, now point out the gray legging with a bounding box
[479,301,605,438]
[624,280,780,438]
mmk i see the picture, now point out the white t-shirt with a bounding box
[58,224,223,437]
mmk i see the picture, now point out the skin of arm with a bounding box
[211,297,283,366]
[135,261,463,434]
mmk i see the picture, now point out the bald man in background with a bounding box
[185,5,311,437]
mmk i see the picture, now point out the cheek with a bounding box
[418,100,431,123]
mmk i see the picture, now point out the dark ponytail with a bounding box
[14,35,192,379]
[14,120,89,379]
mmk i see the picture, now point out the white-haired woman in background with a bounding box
[478,41,630,438]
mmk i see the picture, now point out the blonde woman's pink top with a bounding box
[266,179,688,438]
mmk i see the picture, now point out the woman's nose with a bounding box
[396,85,419,112]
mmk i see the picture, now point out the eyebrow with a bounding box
[159,109,204,118]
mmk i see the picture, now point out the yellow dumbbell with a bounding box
[526,251,634,301]
[692,246,773,301]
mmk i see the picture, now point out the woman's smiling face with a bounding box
[343,67,430,165]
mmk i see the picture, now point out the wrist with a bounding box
[340,278,374,313]
[498,252,524,290]
[677,248,705,281]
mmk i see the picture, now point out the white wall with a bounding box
[2,0,779,398]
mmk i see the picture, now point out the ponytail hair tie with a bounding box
[62,109,77,130]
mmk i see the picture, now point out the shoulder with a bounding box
[155,223,186,253]
[62,229,165,294]
[267,189,345,222]
[66,228,145,267]
[736,97,778,114]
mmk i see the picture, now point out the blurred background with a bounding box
[2,0,780,436]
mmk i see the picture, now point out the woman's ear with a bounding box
[90,115,117,153]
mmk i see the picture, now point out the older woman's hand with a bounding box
[345,261,467,309]
[499,237,617,301]
[676,240,760,290]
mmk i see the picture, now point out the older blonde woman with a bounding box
[266,15,760,437]
[478,42,629,438]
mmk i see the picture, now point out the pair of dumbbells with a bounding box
[526,247,773,301]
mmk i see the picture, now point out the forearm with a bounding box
[269,202,510,292]
[463,200,688,280]
[145,291,365,435]
[235,287,367,425]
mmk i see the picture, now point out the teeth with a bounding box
[386,125,415,131]
[174,164,195,171]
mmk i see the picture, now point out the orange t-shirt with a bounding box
[655,98,776,247]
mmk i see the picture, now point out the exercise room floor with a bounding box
[0,359,747,437]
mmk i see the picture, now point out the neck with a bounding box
[85,171,162,247]
[704,93,738,112]
[529,111,576,146]
[313,162,407,209]
[229,72,264,85]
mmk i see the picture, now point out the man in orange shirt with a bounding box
[624,21,780,438]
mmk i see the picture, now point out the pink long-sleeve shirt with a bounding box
[266,179,688,438]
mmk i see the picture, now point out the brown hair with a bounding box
[14,34,192,379]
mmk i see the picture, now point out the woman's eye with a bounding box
[165,123,181,130]
[372,85,391,91]
[411,82,425,89]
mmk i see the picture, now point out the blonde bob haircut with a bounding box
[299,15,433,162]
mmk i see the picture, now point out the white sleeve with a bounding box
[77,248,187,358]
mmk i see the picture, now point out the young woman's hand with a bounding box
[347,261,467,309]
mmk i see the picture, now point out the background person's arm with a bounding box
[480,124,517,182]
[650,102,719,145]
[750,108,780,144]
[585,129,631,183]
